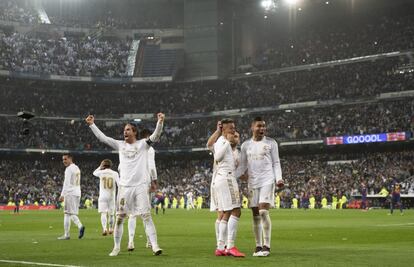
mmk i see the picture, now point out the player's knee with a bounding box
[140,213,152,222]
[116,214,126,224]
[232,208,241,218]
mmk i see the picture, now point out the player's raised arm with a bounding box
[271,139,283,183]
[147,113,164,144]
[206,121,222,151]
[86,115,119,150]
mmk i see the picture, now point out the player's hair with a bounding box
[252,116,264,123]
[62,153,73,160]
[140,128,152,139]
[102,159,112,169]
[221,118,234,125]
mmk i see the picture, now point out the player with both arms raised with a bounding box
[86,113,165,257]
[236,117,284,257]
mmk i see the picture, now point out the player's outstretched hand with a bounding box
[85,115,94,125]
[157,113,165,123]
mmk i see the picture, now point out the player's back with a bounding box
[97,169,118,199]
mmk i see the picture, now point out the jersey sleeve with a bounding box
[270,140,283,181]
[214,138,230,162]
[89,124,120,150]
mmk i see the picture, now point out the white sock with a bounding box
[101,213,108,232]
[70,215,82,229]
[109,214,114,230]
[253,215,263,247]
[227,215,239,249]
[64,214,71,237]
[141,213,158,249]
[218,220,228,250]
[128,216,137,244]
[114,215,125,250]
[215,219,220,247]
[260,209,271,248]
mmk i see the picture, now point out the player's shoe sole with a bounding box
[78,226,85,239]
[109,248,120,257]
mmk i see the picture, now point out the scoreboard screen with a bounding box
[325,132,408,146]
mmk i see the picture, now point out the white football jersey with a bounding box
[90,123,162,187]
[93,168,119,200]
[239,136,282,189]
[61,163,81,197]
[213,136,236,179]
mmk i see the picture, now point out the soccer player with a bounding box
[13,189,21,214]
[237,116,283,257]
[186,191,195,210]
[154,192,166,215]
[360,182,368,210]
[86,113,164,256]
[211,118,245,257]
[93,159,119,236]
[127,128,159,251]
[389,182,403,215]
[58,154,85,240]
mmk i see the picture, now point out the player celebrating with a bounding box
[212,118,245,257]
[93,159,119,236]
[58,154,85,240]
[86,113,164,256]
[127,128,159,251]
[237,117,283,257]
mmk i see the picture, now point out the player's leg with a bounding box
[101,213,108,235]
[127,215,137,251]
[249,188,263,255]
[136,187,162,255]
[389,198,394,214]
[68,196,84,239]
[162,200,166,214]
[58,212,71,240]
[398,199,403,214]
[99,199,108,235]
[217,210,230,254]
[257,184,275,256]
[110,187,128,256]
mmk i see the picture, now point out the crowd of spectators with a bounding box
[1,56,413,116]
[0,0,37,24]
[0,32,131,77]
[240,1,414,71]
[0,0,182,29]
[1,151,413,208]
[0,96,412,150]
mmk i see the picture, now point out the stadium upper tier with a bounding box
[0,0,183,29]
[1,56,412,116]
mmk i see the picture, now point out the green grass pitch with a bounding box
[0,209,413,267]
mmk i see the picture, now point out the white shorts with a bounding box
[64,195,80,215]
[209,183,218,212]
[213,173,241,212]
[98,197,115,213]
[248,183,275,208]
[117,185,151,216]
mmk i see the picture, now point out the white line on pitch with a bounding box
[375,223,414,227]
[0,260,83,267]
